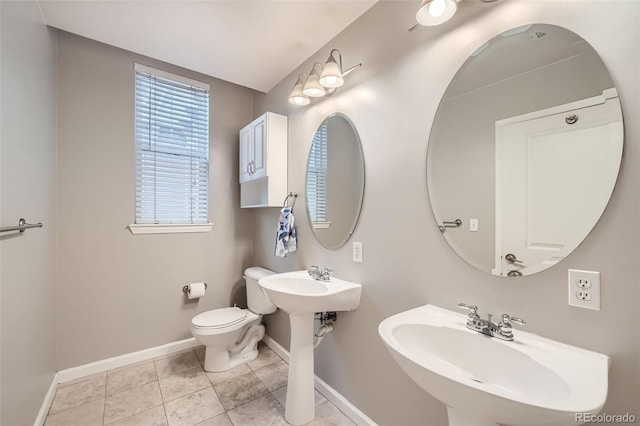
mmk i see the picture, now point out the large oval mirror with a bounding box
[427,24,623,277]
[305,113,365,249]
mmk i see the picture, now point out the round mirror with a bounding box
[427,24,623,277]
[305,113,365,249]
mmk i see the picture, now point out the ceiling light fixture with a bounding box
[415,0,460,26]
[289,49,361,106]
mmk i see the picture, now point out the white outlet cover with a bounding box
[568,269,600,310]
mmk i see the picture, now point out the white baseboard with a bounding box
[262,335,377,426]
[34,372,59,426]
[57,337,199,384]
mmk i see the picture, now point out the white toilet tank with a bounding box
[245,267,277,314]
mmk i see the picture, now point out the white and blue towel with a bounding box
[275,207,297,257]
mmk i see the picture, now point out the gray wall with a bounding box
[0,1,58,424]
[55,32,256,369]
[254,2,639,425]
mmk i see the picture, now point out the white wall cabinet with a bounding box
[239,112,288,208]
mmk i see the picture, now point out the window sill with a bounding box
[128,223,213,235]
[312,222,332,229]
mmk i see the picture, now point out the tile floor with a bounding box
[44,343,355,426]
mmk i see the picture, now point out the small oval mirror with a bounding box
[427,24,623,277]
[305,113,365,249]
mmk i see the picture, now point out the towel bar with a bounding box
[0,218,43,233]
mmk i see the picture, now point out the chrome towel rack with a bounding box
[282,192,298,208]
[0,218,43,233]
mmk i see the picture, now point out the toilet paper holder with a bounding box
[182,283,208,295]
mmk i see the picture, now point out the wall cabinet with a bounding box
[239,112,288,208]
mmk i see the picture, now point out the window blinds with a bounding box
[134,64,210,225]
[307,122,328,223]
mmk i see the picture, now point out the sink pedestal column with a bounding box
[285,312,316,425]
[447,407,498,426]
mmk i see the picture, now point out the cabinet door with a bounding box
[239,124,253,183]
[251,115,267,180]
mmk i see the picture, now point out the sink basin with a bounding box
[259,271,362,425]
[258,270,362,314]
[378,305,610,426]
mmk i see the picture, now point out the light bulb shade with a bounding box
[302,63,326,97]
[319,50,344,88]
[289,75,310,105]
[416,0,458,26]
[289,84,310,105]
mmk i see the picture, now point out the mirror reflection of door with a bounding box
[494,90,623,276]
[426,24,624,277]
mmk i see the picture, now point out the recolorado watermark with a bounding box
[576,413,636,423]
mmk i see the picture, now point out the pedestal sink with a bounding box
[378,305,610,426]
[259,271,362,425]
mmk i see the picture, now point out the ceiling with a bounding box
[37,0,377,93]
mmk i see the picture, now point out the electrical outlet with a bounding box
[568,269,600,310]
[352,242,363,263]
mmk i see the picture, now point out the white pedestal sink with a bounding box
[259,271,362,425]
[379,305,610,426]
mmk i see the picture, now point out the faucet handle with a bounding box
[458,303,479,320]
[500,314,526,326]
[458,303,478,313]
[308,265,319,274]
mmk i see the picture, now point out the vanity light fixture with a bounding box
[288,74,311,105]
[415,0,460,26]
[288,49,362,106]
[303,63,326,97]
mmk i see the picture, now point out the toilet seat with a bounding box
[192,307,247,329]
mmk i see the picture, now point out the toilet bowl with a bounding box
[191,267,276,372]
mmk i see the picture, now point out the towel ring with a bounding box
[283,192,298,209]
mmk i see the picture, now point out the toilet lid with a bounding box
[192,307,247,329]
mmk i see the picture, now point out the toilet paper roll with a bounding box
[187,282,206,300]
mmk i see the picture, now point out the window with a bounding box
[130,64,211,234]
[307,122,328,226]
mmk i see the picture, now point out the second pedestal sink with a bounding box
[378,305,610,426]
[259,271,362,425]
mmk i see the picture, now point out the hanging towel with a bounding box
[275,207,297,257]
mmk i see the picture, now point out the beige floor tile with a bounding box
[205,363,251,385]
[155,351,202,379]
[58,372,107,389]
[109,405,168,426]
[212,371,269,410]
[253,360,289,391]
[193,346,205,366]
[107,360,157,396]
[195,412,232,426]
[164,387,225,426]
[159,367,211,402]
[305,401,355,426]
[226,394,286,426]
[49,373,106,414]
[104,381,163,424]
[44,397,104,426]
[247,345,281,371]
[271,386,327,408]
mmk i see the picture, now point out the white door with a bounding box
[239,124,252,183]
[494,93,622,276]
[251,114,267,180]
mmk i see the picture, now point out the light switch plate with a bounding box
[352,242,363,263]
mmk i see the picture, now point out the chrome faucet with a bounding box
[308,265,333,281]
[308,265,321,280]
[458,303,525,341]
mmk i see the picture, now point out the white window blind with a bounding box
[307,122,328,223]
[134,64,210,225]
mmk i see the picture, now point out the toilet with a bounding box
[191,267,277,372]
